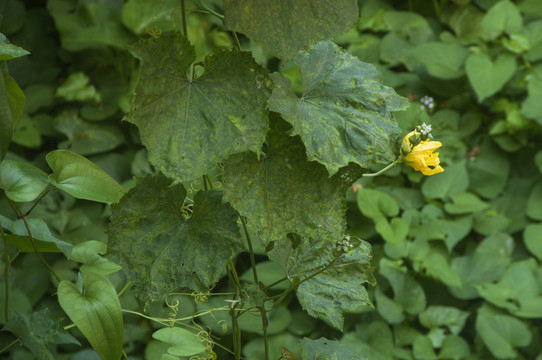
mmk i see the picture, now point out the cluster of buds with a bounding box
[333,235,355,257]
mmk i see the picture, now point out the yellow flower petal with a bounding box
[404,139,444,176]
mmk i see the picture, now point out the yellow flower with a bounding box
[402,131,444,176]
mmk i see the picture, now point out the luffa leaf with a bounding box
[125,32,269,182]
[223,0,359,59]
[107,175,242,304]
[270,235,375,330]
[269,40,409,176]
[223,117,361,245]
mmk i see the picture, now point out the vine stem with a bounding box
[362,158,400,177]
[180,0,188,37]
[22,186,53,217]
[9,200,61,282]
[240,216,259,284]
[1,226,9,321]
[199,0,224,19]
[227,259,242,360]
[0,339,20,354]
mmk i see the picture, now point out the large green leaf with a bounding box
[269,41,408,176]
[408,42,469,79]
[57,272,123,360]
[126,32,269,182]
[107,175,242,303]
[3,308,79,360]
[481,0,523,38]
[46,150,125,204]
[223,0,358,60]
[270,234,374,330]
[223,117,360,244]
[0,159,49,202]
[465,53,516,102]
[0,35,30,61]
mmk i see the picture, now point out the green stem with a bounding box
[362,159,400,177]
[117,281,132,298]
[199,0,224,19]
[1,226,9,321]
[180,0,188,37]
[240,216,259,284]
[260,307,269,360]
[232,32,242,51]
[202,175,209,191]
[9,200,61,282]
[23,187,53,217]
[227,260,242,360]
[265,276,288,290]
[205,173,214,190]
[0,339,20,354]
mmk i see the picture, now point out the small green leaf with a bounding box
[126,32,269,182]
[476,305,532,359]
[46,149,125,204]
[269,40,408,175]
[524,223,542,260]
[152,327,206,357]
[224,0,359,59]
[107,175,242,304]
[419,306,470,335]
[71,240,122,275]
[0,36,30,61]
[468,139,509,199]
[0,68,26,160]
[55,72,99,102]
[299,337,359,360]
[482,0,523,38]
[409,42,469,79]
[465,53,516,102]
[121,0,179,34]
[0,160,49,202]
[57,272,123,360]
[439,335,471,359]
[422,160,469,200]
[444,192,489,214]
[3,308,79,360]
[527,183,542,220]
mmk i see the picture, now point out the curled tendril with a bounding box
[181,199,194,220]
[145,25,162,38]
[191,291,209,304]
[218,319,228,333]
[165,297,180,328]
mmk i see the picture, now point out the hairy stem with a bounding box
[180,0,188,37]
[362,159,400,177]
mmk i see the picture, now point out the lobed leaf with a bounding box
[269,40,408,176]
[107,175,242,304]
[126,32,270,182]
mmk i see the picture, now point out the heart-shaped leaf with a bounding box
[465,53,516,102]
[46,150,125,204]
[57,272,123,360]
[152,327,206,357]
[0,159,49,202]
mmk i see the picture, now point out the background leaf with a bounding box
[126,32,269,182]
[107,175,242,303]
[223,0,359,59]
[269,40,408,175]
